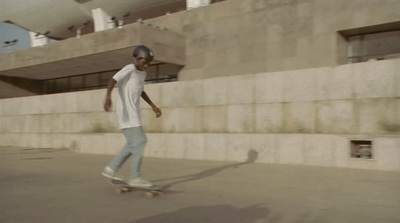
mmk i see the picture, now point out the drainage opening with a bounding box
[350,140,373,159]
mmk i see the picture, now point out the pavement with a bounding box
[0,146,399,223]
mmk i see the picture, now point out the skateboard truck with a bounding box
[111,179,164,198]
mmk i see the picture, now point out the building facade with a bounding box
[0,0,399,171]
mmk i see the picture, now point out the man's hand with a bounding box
[152,106,162,118]
[104,97,112,112]
[104,79,116,112]
[141,91,162,118]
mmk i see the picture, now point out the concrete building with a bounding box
[0,0,399,171]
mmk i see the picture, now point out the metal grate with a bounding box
[350,140,373,159]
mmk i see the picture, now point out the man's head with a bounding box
[132,45,154,71]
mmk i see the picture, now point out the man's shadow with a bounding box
[129,204,270,223]
[154,149,258,192]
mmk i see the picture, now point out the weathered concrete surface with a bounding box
[1,61,399,171]
[1,147,399,223]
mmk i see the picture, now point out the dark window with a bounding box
[340,22,400,63]
[347,30,400,63]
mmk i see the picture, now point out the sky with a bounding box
[0,22,31,54]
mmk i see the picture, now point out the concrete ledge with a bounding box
[2,133,398,171]
[0,24,185,80]
[1,62,399,172]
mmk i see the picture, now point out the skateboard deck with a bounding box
[110,179,164,197]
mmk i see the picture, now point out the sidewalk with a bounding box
[0,146,399,223]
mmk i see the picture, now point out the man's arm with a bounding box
[141,91,162,118]
[104,79,117,112]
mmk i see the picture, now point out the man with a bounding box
[101,45,162,188]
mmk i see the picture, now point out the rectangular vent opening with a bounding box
[350,140,373,159]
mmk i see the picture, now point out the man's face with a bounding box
[135,57,150,71]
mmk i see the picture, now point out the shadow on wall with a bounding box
[69,141,79,152]
[129,204,269,223]
[87,121,119,133]
[0,75,42,98]
[379,121,400,133]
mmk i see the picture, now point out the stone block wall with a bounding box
[145,0,400,80]
[1,59,399,171]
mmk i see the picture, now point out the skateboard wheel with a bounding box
[117,189,123,194]
[145,192,154,198]
[156,191,164,196]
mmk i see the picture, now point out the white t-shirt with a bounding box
[113,64,147,129]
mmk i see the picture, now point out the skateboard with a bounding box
[110,179,164,198]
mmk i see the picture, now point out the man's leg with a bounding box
[122,126,147,179]
[102,141,131,180]
[108,143,132,171]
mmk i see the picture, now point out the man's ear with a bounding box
[133,56,139,64]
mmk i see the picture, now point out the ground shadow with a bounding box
[129,204,269,223]
[154,149,258,191]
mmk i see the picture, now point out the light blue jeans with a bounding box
[108,126,147,179]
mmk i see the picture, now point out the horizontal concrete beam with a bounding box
[1,132,399,171]
[0,23,185,80]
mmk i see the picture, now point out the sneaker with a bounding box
[128,177,153,188]
[101,166,123,181]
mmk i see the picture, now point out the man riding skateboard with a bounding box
[101,45,162,188]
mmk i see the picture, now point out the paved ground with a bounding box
[1,146,399,223]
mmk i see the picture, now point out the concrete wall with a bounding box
[146,0,400,80]
[2,0,399,97]
[1,59,399,171]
